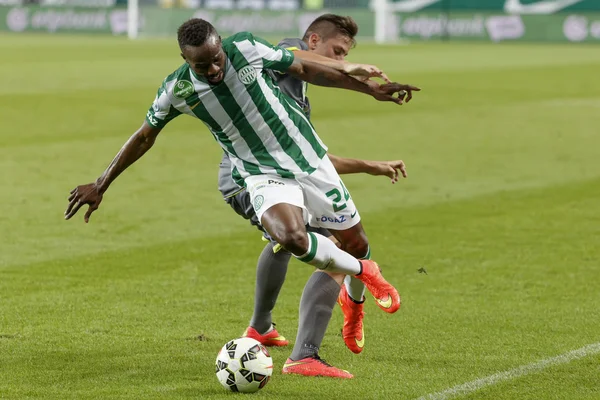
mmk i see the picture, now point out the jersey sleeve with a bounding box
[251,35,295,72]
[145,82,181,129]
[277,38,308,52]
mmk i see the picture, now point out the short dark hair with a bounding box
[177,18,218,49]
[302,14,359,47]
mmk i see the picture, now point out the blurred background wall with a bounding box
[1,0,600,43]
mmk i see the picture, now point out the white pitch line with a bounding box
[416,342,600,400]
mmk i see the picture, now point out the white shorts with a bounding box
[244,155,361,231]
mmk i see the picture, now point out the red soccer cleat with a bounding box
[242,325,289,347]
[337,284,365,354]
[355,260,401,313]
[282,356,353,378]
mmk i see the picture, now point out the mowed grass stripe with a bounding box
[1,173,599,271]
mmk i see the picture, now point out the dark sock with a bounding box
[290,271,340,360]
[249,242,291,334]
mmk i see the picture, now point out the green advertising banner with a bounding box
[0,6,128,34]
[394,12,600,42]
[140,7,375,38]
[389,0,600,12]
[1,5,600,44]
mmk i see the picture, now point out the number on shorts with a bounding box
[326,181,351,213]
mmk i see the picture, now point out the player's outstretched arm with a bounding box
[285,57,418,104]
[328,153,407,184]
[64,121,162,223]
[292,50,390,82]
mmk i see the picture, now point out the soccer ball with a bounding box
[215,337,273,393]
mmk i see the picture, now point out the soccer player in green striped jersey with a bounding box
[65,18,418,378]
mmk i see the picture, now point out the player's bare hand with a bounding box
[368,160,407,183]
[369,81,419,104]
[343,63,391,83]
[379,83,421,103]
[365,79,402,103]
[65,182,103,223]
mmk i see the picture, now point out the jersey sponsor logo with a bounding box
[173,80,194,99]
[237,65,257,85]
[267,179,284,186]
[319,215,347,224]
[253,195,264,211]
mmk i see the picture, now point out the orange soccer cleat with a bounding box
[355,260,401,313]
[242,325,289,347]
[337,284,366,354]
[282,356,353,378]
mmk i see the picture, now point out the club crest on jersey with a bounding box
[237,66,257,85]
[173,80,194,99]
[253,195,264,211]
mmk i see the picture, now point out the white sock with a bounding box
[344,276,366,302]
[295,232,361,275]
[344,246,369,302]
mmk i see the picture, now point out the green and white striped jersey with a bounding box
[146,32,328,185]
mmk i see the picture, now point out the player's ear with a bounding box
[308,33,320,50]
[180,52,185,61]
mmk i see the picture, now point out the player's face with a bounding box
[181,35,226,85]
[311,33,352,61]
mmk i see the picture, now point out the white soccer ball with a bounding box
[215,337,273,393]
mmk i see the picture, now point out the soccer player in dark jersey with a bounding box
[217,15,413,377]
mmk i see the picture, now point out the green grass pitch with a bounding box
[1,34,600,399]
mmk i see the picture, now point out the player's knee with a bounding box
[276,229,309,256]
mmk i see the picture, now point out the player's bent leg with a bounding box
[260,203,310,256]
[296,156,400,313]
[261,205,362,276]
[224,188,292,345]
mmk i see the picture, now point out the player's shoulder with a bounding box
[222,31,256,48]
[157,63,193,98]
[277,38,307,51]
[222,32,279,51]
[161,63,191,86]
